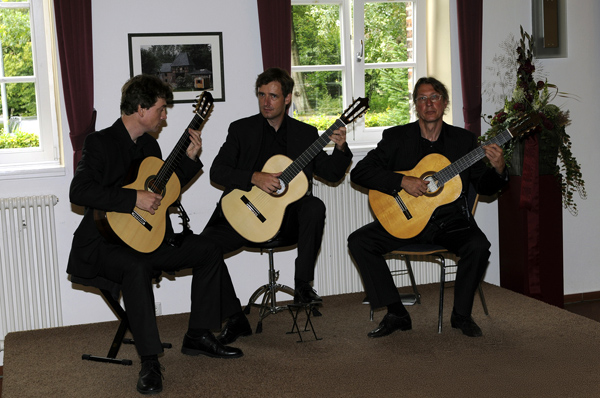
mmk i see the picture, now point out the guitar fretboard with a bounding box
[279,118,347,185]
[434,128,513,186]
[151,105,210,193]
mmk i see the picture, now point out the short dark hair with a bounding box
[120,74,174,115]
[255,67,295,97]
[413,76,449,105]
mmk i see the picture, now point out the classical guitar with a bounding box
[94,91,214,253]
[221,97,370,243]
[369,113,540,239]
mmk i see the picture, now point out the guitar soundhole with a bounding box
[270,179,288,197]
[422,174,442,196]
[146,176,165,196]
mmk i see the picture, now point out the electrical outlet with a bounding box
[155,302,162,316]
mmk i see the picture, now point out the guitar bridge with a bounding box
[394,194,413,220]
[241,195,266,223]
[131,211,153,231]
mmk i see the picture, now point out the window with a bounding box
[0,0,62,179]
[291,0,426,144]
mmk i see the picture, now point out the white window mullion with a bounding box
[352,0,365,101]
[340,0,353,109]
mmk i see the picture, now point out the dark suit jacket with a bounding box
[210,113,352,196]
[351,121,507,217]
[67,118,202,278]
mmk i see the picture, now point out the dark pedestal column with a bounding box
[498,175,564,308]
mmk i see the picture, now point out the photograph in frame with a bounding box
[128,32,225,102]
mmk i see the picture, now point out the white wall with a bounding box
[3,0,600,357]
[475,0,600,294]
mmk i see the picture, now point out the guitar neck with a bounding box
[279,118,346,185]
[434,127,513,185]
[153,113,207,192]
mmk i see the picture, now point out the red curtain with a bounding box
[456,0,482,135]
[256,0,292,72]
[54,0,96,171]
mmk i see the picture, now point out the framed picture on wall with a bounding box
[128,32,225,103]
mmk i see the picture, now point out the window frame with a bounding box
[0,0,64,180]
[291,0,427,147]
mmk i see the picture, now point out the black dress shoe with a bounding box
[217,313,252,345]
[368,312,412,338]
[294,284,323,304]
[136,360,163,395]
[181,331,243,358]
[451,310,483,337]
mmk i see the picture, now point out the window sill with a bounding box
[0,162,66,181]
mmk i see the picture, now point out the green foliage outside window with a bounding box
[0,5,36,117]
[292,2,412,129]
[0,128,39,148]
[1,2,39,149]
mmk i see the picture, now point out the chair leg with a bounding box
[244,249,294,333]
[81,288,172,366]
[403,257,421,305]
[369,255,422,322]
[244,284,270,314]
[437,255,446,334]
[81,289,133,365]
[478,283,489,315]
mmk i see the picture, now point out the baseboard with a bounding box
[564,291,600,304]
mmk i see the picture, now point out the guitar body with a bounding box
[221,154,309,243]
[94,91,214,253]
[368,113,541,240]
[95,156,181,253]
[368,153,462,239]
[220,97,369,243]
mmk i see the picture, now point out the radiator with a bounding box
[0,195,62,351]
[313,179,455,296]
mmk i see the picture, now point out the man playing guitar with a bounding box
[348,77,507,339]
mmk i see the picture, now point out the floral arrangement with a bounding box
[481,26,586,215]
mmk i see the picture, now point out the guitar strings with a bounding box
[434,128,512,186]
[153,107,208,191]
[248,118,347,221]
[281,118,346,185]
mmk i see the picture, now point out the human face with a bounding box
[257,81,291,128]
[140,98,168,133]
[415,84,448,123]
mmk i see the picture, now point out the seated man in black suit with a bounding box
[348,77,507,339]
[201,67,353,344]
[68,74,244,395]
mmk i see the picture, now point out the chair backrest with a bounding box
[466,183,479,217]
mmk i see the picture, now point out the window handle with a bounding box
[356,40,364,62]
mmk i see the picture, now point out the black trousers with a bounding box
[201,195,326,286]
[97,234,241,357]
[348,212,491,317]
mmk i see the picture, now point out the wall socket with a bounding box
[155,302,162,316]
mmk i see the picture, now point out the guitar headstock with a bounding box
[194,91,214,120]
[340,97,370,124]
[509,112,542,138]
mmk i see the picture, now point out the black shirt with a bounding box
[255,115,288,171]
